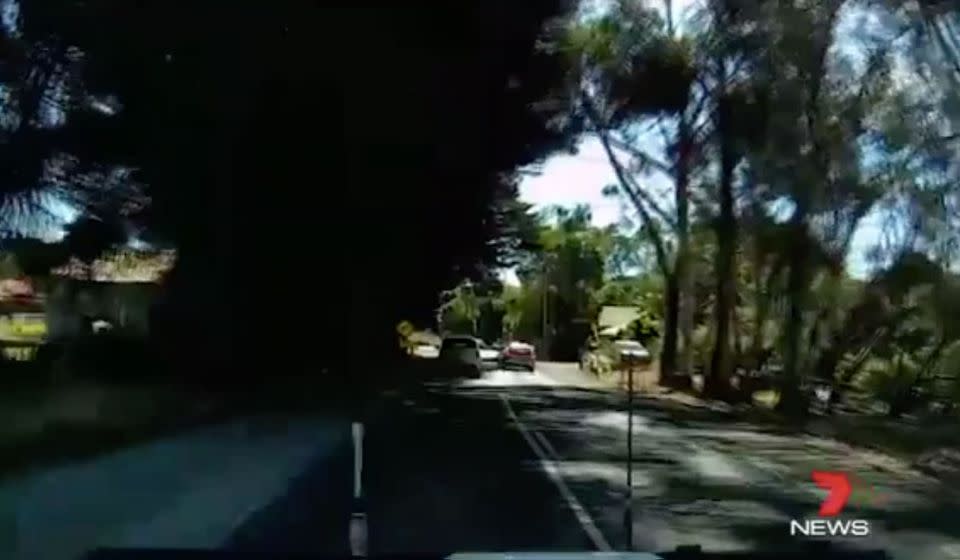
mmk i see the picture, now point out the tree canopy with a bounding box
[1,2,584,384]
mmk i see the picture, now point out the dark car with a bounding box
[438,336,483,378]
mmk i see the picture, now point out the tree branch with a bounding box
[581,96,675,277]
[599,139,674,277]
[579,97,677,229]
[608,135,673,175]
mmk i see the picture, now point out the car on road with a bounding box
[439,335,483,378]
[478,341,501,370]
[499,341,536,371]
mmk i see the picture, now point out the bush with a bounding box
[626,308,660,349]
[56,332,159,384]
[860,355,923,415]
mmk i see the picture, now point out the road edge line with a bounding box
[532,429,563,464]
[500,394,612,552]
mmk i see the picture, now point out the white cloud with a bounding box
[519,137,627,227]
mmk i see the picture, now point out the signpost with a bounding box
[623,358,636,551]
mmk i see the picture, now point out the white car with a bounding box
[412,343,440,359]
[439,336,483,378]
[613,339,651,365]
[477,341,501,370]
[499,341,536,371]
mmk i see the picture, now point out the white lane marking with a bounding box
[500,394,612,552]
[351,421,367,558]
[352,422,364,499]
[349,512,368,558]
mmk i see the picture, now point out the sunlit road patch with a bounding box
[459,368,560,387]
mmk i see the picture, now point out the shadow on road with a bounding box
[224,435,354,555]
[180,377,960,559]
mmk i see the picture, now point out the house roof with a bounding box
[597,306,640,331]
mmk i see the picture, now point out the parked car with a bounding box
[412,343,439,359]
[439,335,483,378]
[500,341,536,371]
[612,339,651,366]
[580,338,651,374]
[477,341,501,370]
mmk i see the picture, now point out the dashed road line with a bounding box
[350,421,368,557]
[500,393,612,552]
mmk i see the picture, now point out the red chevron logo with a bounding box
[812,471,852,517]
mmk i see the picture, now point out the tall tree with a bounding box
[738,0,919,412]
[2,2,584,389]
[562,0,700,381]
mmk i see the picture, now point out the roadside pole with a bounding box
[541,256,555,361]
[350,421,368,557]
[625,361,635,551]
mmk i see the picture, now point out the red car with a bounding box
[499,341,536,372]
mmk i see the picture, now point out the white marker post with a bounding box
[350,421,368,557]
[625,361,635,551]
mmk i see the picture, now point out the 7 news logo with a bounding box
[789,471,874,538]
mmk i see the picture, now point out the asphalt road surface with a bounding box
[7,362,960,559]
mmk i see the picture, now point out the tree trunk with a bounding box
[708,217,736,397]
[777,217,810,416]
[816,343,843,386]
[776,1,840,416]
[660,272,679,380]
[676,118,694,380]
[732,302,743,362]
[750,244,769,371]
[839,329,885,384]
[707,95,738,398]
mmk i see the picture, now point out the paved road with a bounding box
[500,369,960,559]
[9,361,960,559]
[3,416,352,560]
[224,362,960,558]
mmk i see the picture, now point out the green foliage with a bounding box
[558,0,960,414]
[860,353,921,410]
[439,282,484,337]
[469,203,665,358]
[593,273,663,307]
[626,304,660,347]
[564,2,695,119]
